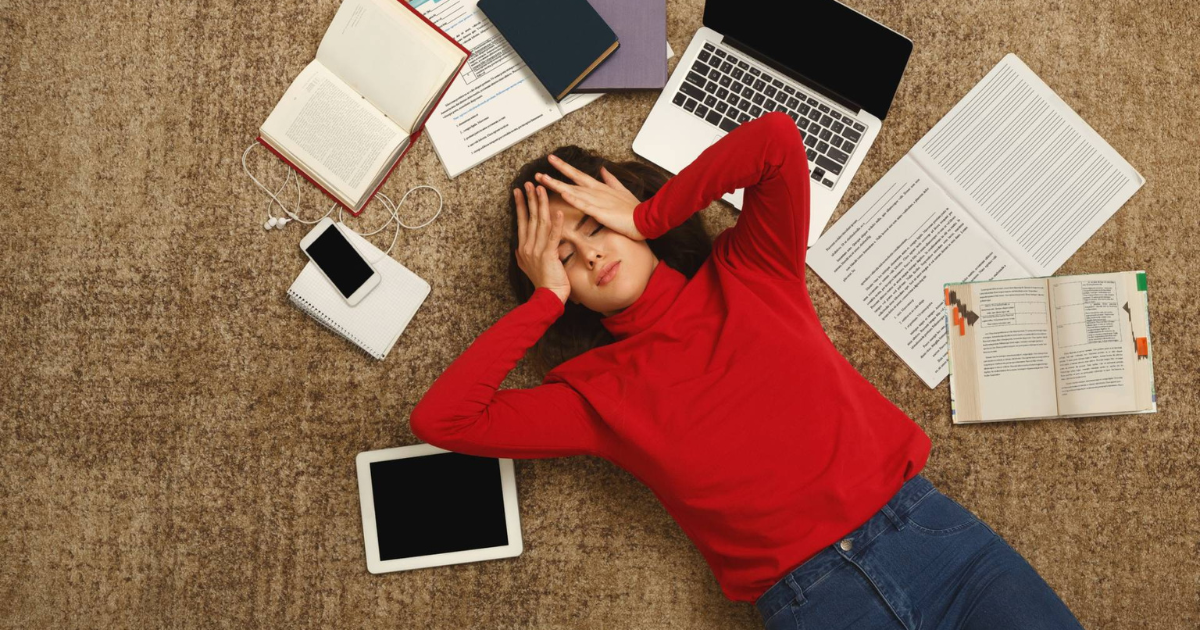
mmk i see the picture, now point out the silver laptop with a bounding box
[632,0,913,247]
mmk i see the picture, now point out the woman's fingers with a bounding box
[599,166,630,193]
[539,185,553,254]
[560,188,594,213]
[537,173,596,212]
[525,182,539,252]
[535,172,574,197]
[548,154,602,188]
[514,187,527,247]
[548,208,564,262]
[532,185,550,253]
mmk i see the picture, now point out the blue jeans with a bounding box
[755,475,1086,630]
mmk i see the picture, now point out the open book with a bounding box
[807,54,1145,387]
[258,0,468,215]
[945,271,1155,423]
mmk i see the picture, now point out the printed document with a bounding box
[413,0,670,178]
[807,54,1144,388]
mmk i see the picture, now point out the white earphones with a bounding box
[241,142,443,256]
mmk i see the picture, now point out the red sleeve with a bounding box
[409,287,610,459]
[634,112,811,280]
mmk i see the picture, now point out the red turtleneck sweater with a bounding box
[409,112,931,603]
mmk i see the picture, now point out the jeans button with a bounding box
[839,538,853,552]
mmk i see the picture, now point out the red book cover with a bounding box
[260,0,470,217]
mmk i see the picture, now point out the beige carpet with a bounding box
[2,0,1198,627]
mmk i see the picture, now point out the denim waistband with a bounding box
[754,474,936,624]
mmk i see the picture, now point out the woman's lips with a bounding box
[597,261,621,286]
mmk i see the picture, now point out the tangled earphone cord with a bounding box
[240,142,443,259]
[241,143,338,225]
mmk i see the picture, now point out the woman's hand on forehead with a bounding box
[535,155,646,242]
[513,182,571,304]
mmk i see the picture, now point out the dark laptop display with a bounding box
[704,0,912,119]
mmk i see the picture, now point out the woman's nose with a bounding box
[582,245,604,265]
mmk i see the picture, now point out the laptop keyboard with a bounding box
[671,41,867,190]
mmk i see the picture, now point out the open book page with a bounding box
[261,61,406,205]
[317,0,465,133]
[807,155,1028,388]
[909,54,1145,276]
[1049,272,1139,416]
[946,279,1059,423]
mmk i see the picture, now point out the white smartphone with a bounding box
[299,218,381,306]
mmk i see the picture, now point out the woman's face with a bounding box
[547,195,658,317]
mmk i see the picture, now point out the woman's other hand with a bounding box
[535,155,646,241]
[514,182,571,305]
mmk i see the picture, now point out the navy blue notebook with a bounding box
[479,0,620,101]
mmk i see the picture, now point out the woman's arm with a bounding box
[635,112,811,280]
[409,287,610,459]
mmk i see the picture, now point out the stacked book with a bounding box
[478,0,669,99]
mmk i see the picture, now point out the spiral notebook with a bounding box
[288,227,430,360]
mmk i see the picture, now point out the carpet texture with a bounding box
[2,0,1198,628]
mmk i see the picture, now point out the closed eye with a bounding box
[561,224,605,264]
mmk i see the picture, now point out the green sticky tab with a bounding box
[1137,271,1147,292]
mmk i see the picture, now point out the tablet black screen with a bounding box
[370,453,510,561]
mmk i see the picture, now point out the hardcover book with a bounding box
[574,0,667,91]
[478,0,619,101]
[258,0,469,215]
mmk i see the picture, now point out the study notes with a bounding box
[807,54,1145,388]
[412,0,671,178]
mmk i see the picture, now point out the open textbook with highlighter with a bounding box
[945,271,1155,424]
[258,0,468,215]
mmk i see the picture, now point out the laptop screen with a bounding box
[704,0,912,120]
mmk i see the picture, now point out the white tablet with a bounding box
[356,443,524,574]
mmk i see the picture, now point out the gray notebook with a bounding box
[574,0,667,91]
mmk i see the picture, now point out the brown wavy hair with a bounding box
[507,146,712,374]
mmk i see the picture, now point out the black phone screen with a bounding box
[304,224,375,298]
